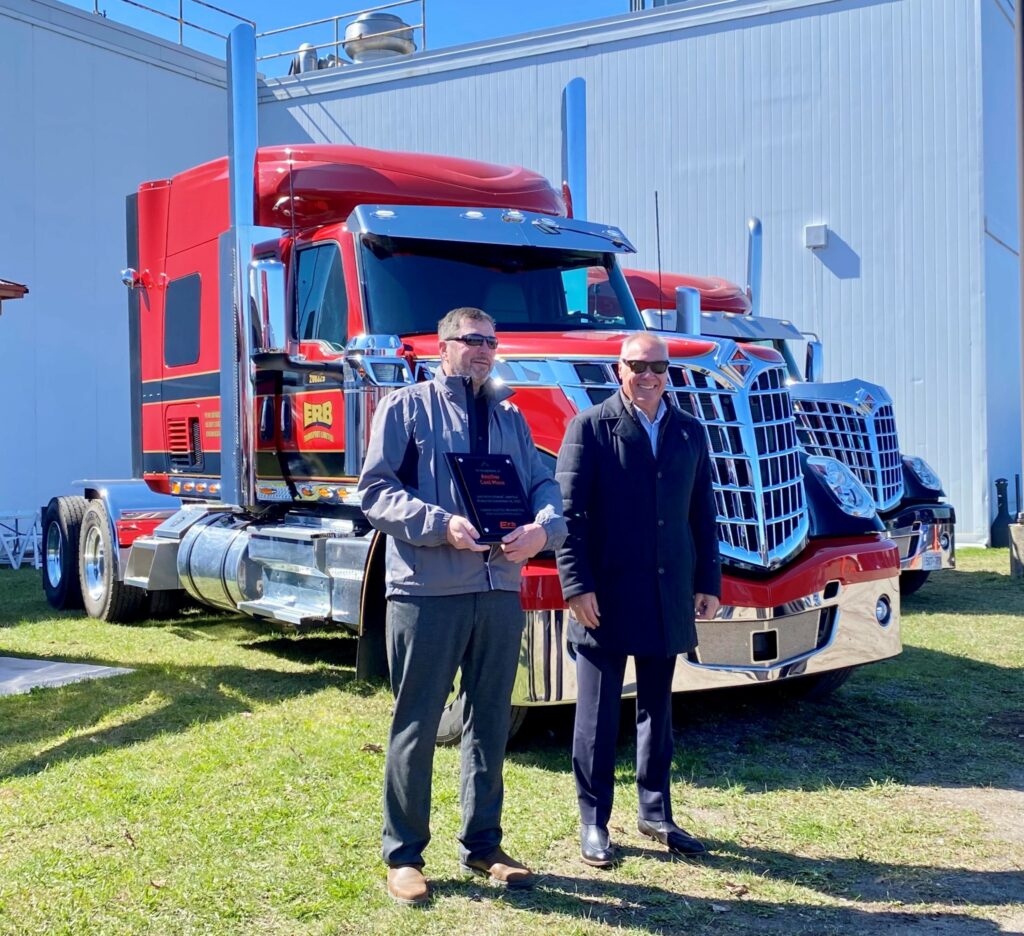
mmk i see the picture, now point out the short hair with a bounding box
[438,307,496,340]
[621,331,669,360]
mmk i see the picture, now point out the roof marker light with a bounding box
[374,209,396,219]
[462,210,485,220]
[502,210,525,223]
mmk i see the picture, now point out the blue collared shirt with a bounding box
[629,395,668,457]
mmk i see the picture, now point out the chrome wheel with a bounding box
[82,524,107,603]
[45,522,63,588]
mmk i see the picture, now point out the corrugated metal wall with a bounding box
[261,0,1009,543]
[0,0,225,519]
[981,0,1022,528]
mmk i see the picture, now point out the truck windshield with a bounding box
[749,338,803,381]
[359,235,644,334]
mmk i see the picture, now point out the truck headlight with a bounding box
[807,456,877,518]
[903,455,942,492]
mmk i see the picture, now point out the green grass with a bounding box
[1,550,1022,935]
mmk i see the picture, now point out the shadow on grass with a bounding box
[433,872,1008,935]
[701,841,1023,907]
[510,644,1024,793]
[900,567,1024,616]
[0,635,371,782]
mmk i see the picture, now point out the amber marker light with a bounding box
[183,482,195,493]
[171,481,182,495]
[318,487,332,498]
[196,482,208,493]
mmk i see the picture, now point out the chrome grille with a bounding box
[791,392,904,511]
[667,363,807,568]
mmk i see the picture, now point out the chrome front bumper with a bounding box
[884,505,956,572]
[511,575,902,705]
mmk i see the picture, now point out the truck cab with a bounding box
[625,261,955,593]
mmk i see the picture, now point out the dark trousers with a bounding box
[382,590,524,868]
[572,643,678,827]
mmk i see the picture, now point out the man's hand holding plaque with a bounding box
[500,522,547,564]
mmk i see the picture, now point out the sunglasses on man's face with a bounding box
[621,359,669,375]
[449,333,499,350]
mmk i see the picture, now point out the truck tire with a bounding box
[148,590,185,619]
[784,666,853,701]
[41,496,88,610]
[900,570,931,595]
[436,689,528,747]
[78,501,147,623]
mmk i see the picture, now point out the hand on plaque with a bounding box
[500,522,547,564]
[446,515,490,552]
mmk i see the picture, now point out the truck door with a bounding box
[256,239,351,496]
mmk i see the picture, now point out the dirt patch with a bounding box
[917,784,1024,846]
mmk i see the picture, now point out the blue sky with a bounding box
[78,0,628,75]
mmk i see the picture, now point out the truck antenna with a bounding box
[654,190,665,330]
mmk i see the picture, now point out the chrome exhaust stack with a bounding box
[219,24,285,512]
[746,217,762,317]
[676,286,701,335]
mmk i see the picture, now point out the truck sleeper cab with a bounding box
[41,145,901,742]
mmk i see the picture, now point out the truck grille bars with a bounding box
[666,362,807,569]
[490,344,809,570]
[789,383,904,512]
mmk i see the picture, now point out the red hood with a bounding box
[402,330,719,360]
[621,268,751,314]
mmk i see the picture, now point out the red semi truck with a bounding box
[39,26,901,737]
[622,224,955,594]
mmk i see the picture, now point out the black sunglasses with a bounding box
[449,333,499,349]
[621,359,669,375]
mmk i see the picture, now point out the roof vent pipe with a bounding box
[344,13,416,63]
[746,217,762,317]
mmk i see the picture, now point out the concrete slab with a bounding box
[0,656,133,696]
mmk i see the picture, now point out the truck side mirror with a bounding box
[342,334,414,478]
[248,258,288,353]
[805,339,824,382]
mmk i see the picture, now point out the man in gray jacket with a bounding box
[358,307,566,906]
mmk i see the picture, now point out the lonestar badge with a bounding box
[302,400,334,442]
[854,389,877,416]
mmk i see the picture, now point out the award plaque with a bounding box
[445,453,533,544]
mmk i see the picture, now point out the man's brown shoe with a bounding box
[461,847,536,889]
[386,865,431,906]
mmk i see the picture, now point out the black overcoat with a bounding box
[555,391,721,657]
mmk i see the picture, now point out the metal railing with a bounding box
[87,0,426,72]
[255,0,426,71]
[91,0,253,46]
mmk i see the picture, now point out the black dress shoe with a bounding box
[637,818,708,856]
[580,824,619,868]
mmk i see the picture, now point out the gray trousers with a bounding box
[382,590,524,868]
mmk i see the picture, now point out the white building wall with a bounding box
[980,0,1022,526]
[261,0,1003,543]
[0,0,225,519]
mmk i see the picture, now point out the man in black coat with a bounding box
[555,331,722,866]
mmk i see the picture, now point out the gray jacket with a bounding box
[358,370,567,597]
